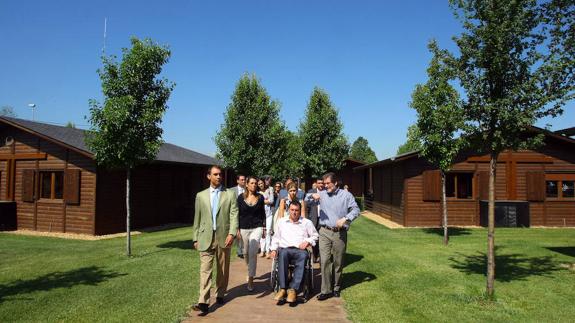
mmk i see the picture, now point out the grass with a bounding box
[342,217,575,323]
[1,219,574,323]
[0,227,199,322]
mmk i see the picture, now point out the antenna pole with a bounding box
[102,17,107,55]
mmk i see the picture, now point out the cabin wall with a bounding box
[0,125,96,234]
[366,162,404,224]
[95,163,209,235]
[365,137,575,227]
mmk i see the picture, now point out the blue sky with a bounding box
[1,0,573,159]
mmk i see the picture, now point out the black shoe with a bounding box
[316,293,333,301]
[192,303,209,314]
[238,254,244,259]
[333,291,340,298]
[216,297,225,305]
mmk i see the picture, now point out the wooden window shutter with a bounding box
[64,169,81,204]
[422,170,441,201]
[477,171,489,200]
[526,171,545,202]
[22,169,35,202]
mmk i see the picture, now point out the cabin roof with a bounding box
[354,125,575,171]
[0,116,219,166]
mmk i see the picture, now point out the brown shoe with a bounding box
[286,289,296,303]
[274,288,287,300]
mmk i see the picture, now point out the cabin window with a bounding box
[446,173,473,199]
[39,171,64,200]
[545,174,575,200]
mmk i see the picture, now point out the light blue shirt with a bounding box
[305,188,360,228]
[210,185,222,231]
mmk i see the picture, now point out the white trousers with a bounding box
[241,227,263,277]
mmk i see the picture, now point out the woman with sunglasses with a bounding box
[277,182,306,220]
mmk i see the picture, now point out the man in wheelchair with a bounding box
[269,200,319,303]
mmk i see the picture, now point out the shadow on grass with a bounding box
[450,248,561,282]
[0,266,126,303]
[342,271,377,290]
[157,239,193,250]
[422,227,473,237]
[546,247,575,258]
[344,253,364,268]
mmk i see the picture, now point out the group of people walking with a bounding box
[191,165,360,315]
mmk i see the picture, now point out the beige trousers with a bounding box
[198,231,231,304]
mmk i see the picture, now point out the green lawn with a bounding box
[0,228,199,322]
[343,217,575,323]
[1,220,574,323]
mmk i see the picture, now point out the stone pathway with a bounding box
[183,255,351,323]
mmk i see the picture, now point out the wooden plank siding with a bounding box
[361,134,575,227]
[95,163,209,235]
[0,125,97,234]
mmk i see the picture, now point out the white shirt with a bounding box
[236,186,244,196]
[271,216,319,250]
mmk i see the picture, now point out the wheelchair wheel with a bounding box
[302,254,314,302]
[270,258,279,292]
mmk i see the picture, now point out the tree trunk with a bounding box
[486,152,497,298]
[126,167,131,257]
[441,171,449,245]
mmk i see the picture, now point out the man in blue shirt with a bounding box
[306,172,360,300]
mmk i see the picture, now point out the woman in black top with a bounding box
[237,176,265,291]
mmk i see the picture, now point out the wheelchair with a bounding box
[270,248,314,302]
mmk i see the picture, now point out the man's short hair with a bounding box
[207,165,222,175]
[236,174,245,180]
[289,200,301,210]
[316,177,324,182]
[322,172,338,183]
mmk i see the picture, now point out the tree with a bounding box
[447,0,575,298]
[396,124,423,155]
[65,121,76,128]
[215,74,291,180]
[350,136,378,164]
[282,130,304,180]
[1,106,16,117]
[86,37,174,256]
[299,87,349,185]
[410,41,465,246]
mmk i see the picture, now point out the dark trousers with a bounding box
[278,248,308,291]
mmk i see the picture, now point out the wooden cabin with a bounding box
[0,117,217,235]
[355,127,575,227]
[339,158,365,197]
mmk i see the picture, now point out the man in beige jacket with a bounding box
[191,165,238,315]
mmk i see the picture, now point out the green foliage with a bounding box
[65,121,76,128]
[86,37,174,169]
[449,0,575,154]
[215,74,291,179]
[354,196,365,211]
[396,124,423,155]
[282,130,304,179]
[299,87,349,179]
[0,106,16,117]
[410,41,465,172]
[350,136,378,164]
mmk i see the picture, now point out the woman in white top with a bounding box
[257,177,274,258]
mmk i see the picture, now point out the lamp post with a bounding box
[28,103,36,121]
